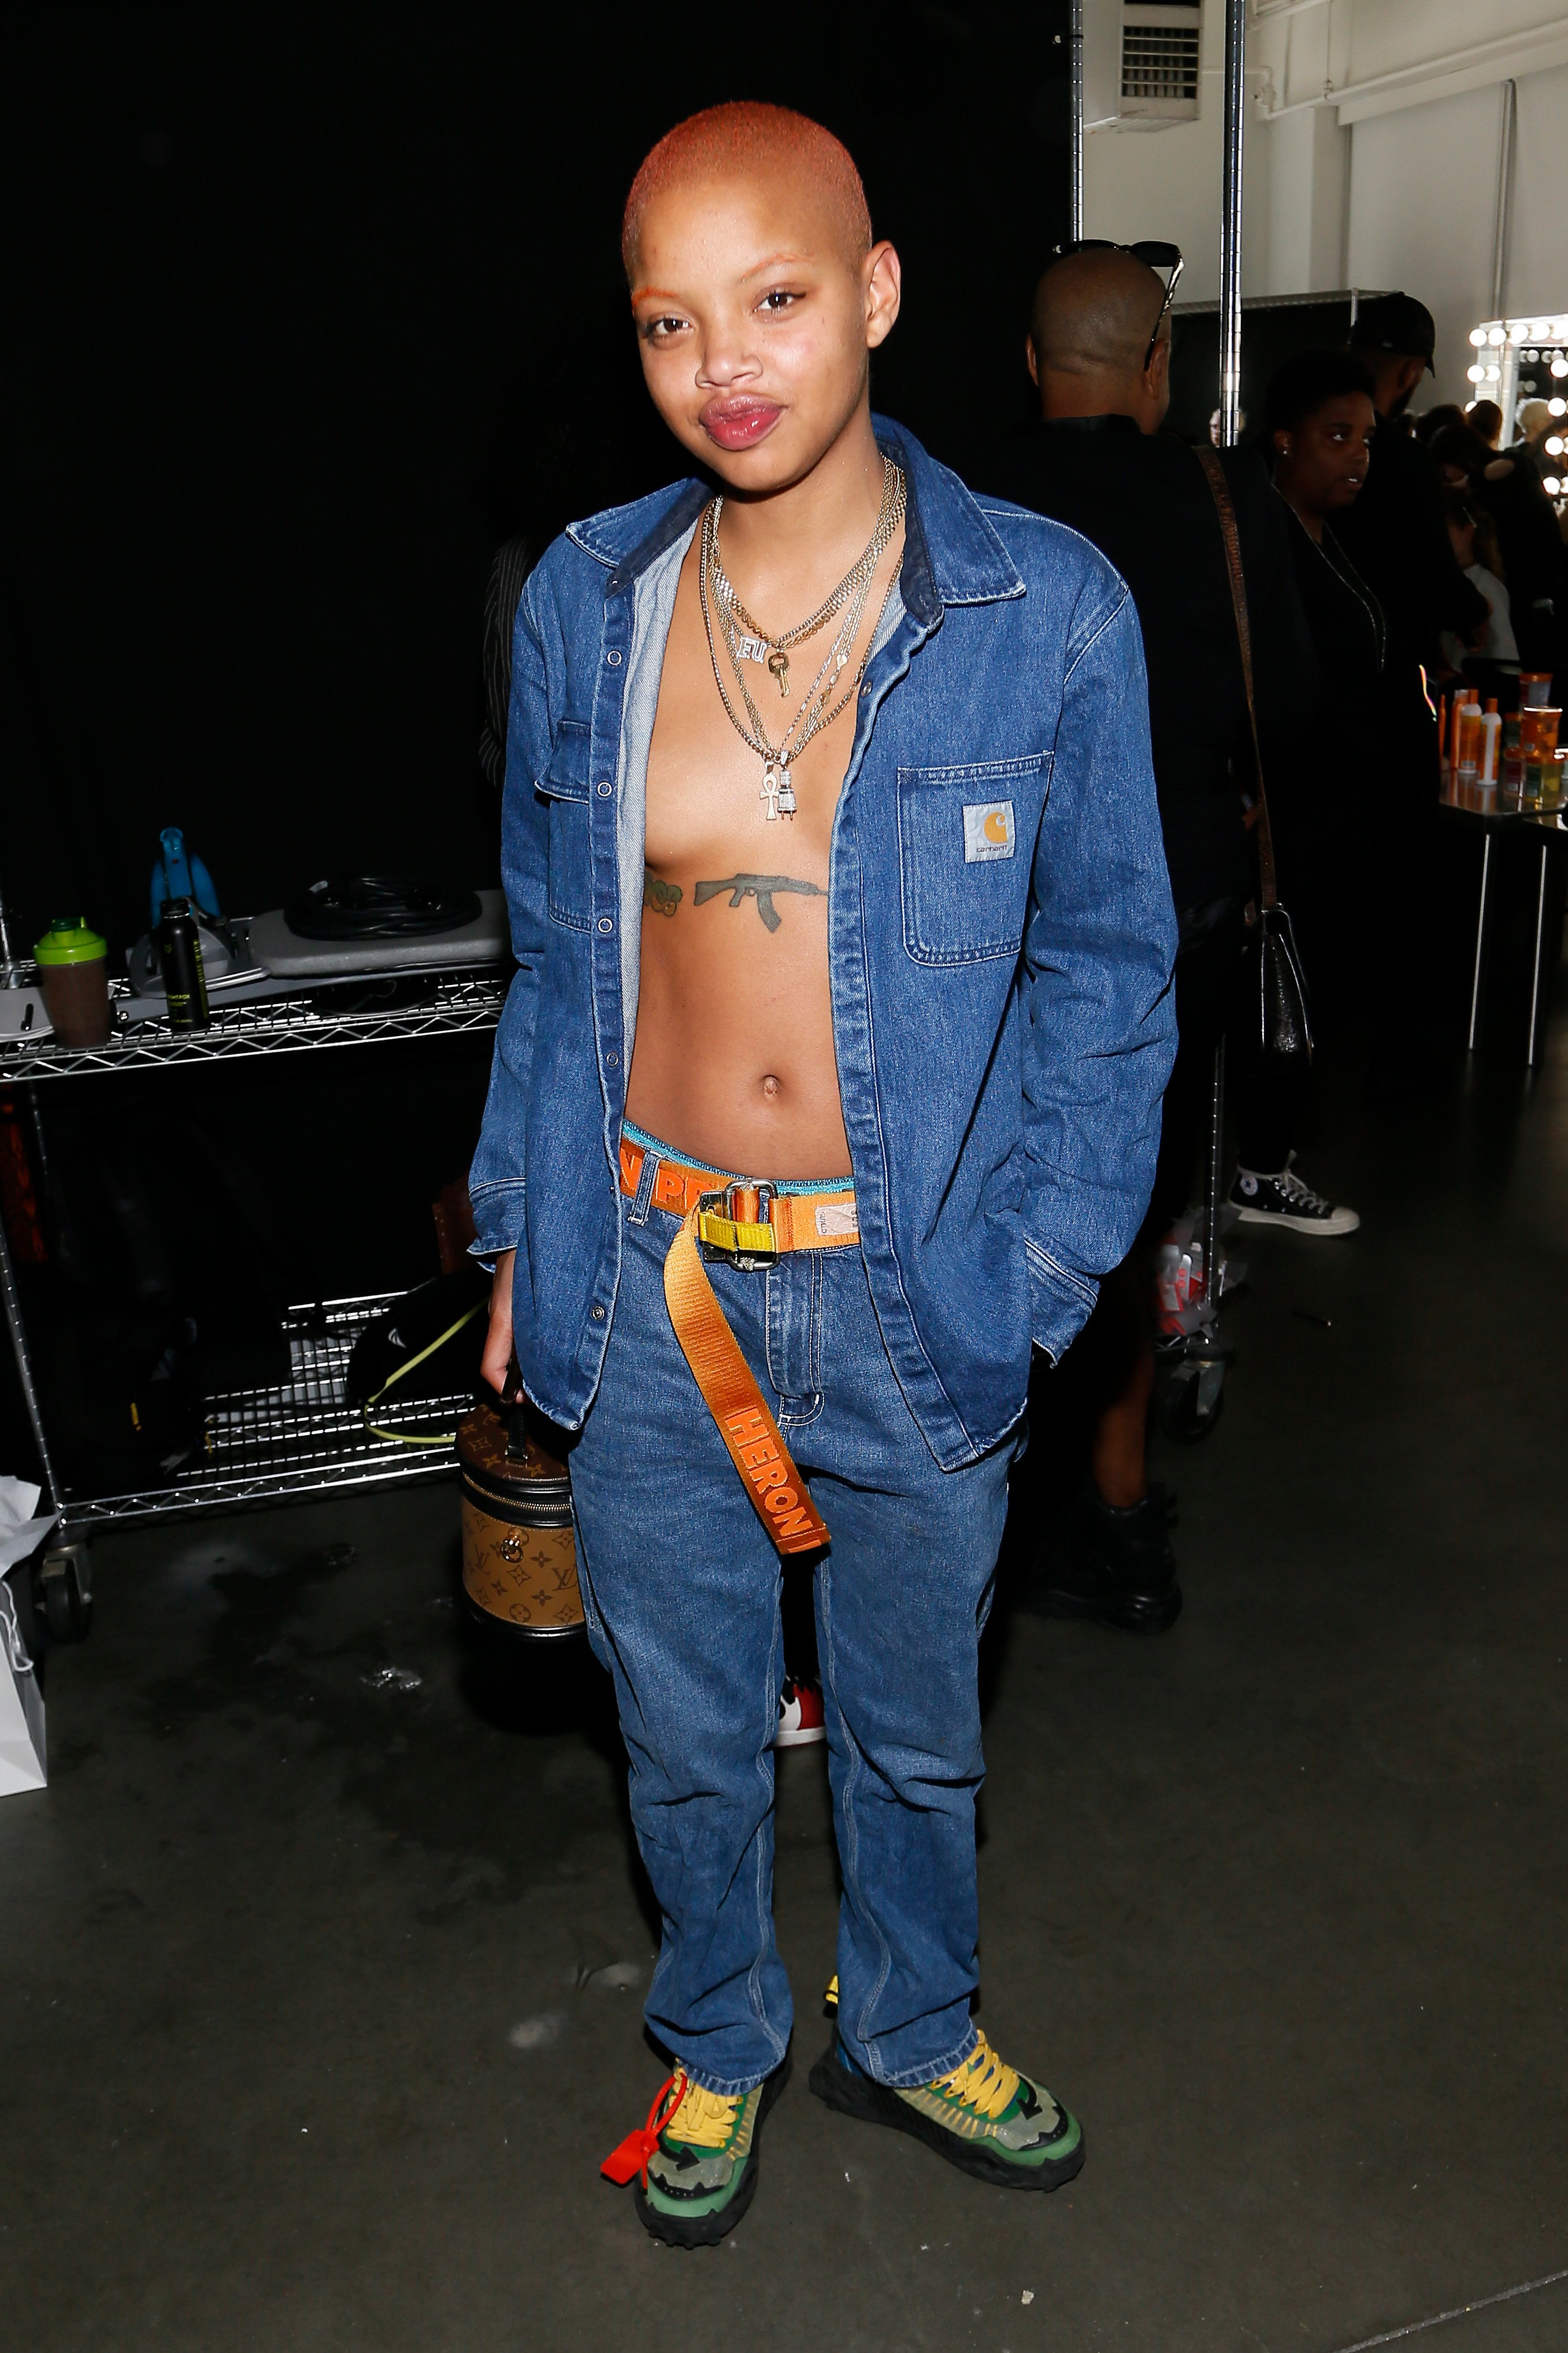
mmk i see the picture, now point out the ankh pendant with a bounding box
[767,649,790,698]
[761,762,782,822]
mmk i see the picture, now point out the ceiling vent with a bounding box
[1086,0,1203,131]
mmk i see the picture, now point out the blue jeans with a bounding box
[568,1146,1017,2096]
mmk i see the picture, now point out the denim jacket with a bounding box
[470,420,1177,1471]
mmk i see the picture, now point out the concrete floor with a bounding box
[4,1033,1567,2353]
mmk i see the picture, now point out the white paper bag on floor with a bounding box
[0,1478,56,1795]
[0,1577,46,1793]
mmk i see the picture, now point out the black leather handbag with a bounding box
[1196,447,1314,1064]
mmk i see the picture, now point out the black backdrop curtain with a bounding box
[4,3,1069,954]
[1,3,1068,1301]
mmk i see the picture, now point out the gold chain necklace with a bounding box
[708,457,906,700]
[698,468,906,821]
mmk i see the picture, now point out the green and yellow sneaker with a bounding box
[809,2028,1084,2191]
[601,2060,789,2247]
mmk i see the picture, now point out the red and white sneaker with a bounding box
[774,1677,826,1748]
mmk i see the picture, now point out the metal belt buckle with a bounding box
[696,1181,777,1271]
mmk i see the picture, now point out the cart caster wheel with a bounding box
[1158,1357,1226,1444]
[36,1542,92,1645]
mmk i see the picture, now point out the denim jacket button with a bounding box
[605,1050,619,1066]
[606,650,622,667]
[596,781,612,796]
[591,1305,606,1320]
[597,917,614,934]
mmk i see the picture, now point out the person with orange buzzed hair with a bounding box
[470,101,1177,2244]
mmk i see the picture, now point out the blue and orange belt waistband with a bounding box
[617,1120,859,1254]
[616,1120,854,1559]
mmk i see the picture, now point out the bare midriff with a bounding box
[624,522,901,1181]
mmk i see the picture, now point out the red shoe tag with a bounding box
[599,2126,661,2186]
[600,2070,686,2186]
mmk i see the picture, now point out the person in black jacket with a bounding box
[998,246,1337,1633]
[1336,295,1489,801]
[479,536,535,790]
[1265,350,1387,1028]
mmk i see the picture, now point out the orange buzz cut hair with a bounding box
[621,101,873,278]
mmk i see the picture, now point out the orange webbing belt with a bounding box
[662,1209,831,1557]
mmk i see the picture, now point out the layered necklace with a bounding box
[698,457,906,820]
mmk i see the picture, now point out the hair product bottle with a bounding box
[1478,698,1502,786]
[1455,700,1483,780]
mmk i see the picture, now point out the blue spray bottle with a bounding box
[150,828,222,930]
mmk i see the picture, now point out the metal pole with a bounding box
[0,861,18,986]
[1219,0,1247,445]
[1491,79,1516,321]
[1204,1039,1225,1322]
[0,1197,62,1514]
[1069,0,1085,242]
[1527,837,1551,1068]
[1467,833,1493,1051]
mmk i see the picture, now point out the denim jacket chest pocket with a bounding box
[896,752,1051,966]
[539,720,593,933]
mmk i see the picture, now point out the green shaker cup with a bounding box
[35,916,112,1047]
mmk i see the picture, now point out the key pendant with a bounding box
[761,763,782,822]
[767,650,791,699]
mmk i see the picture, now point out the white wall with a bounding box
[1345,83,1503,406]
[1510,61,1568,319]
[1083,0,1568,407]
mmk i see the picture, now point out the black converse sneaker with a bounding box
[1229,1155,1359,1235]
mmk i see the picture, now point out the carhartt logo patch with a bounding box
[962,801,1015,862]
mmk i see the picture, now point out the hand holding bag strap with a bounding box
[1194,446,1278,911]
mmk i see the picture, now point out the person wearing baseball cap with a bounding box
[1350,291,1438,380]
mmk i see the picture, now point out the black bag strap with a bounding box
[1195,447,1279,912]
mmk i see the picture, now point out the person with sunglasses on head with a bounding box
[998,242,1345,1636]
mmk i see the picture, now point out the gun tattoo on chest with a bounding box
[693,874,827,933]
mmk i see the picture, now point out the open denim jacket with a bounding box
[470,420,1177,1471]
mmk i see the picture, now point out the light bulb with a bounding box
[1469,327,1487,346]
[1484,367,1500,382]
[1553,355,1568,378]
[1551,398,1567,416]
[1546,436,1565,456]
[1466,364,1485,383]
[1488,326,1506,346]
[1544,476,1563,496]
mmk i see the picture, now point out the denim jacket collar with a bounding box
[565,417,1024,624]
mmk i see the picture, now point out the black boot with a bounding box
[1018,1483,1181,1634]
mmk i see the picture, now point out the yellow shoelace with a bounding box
[930,2032,1021,2119]
[664,2079,744,2149]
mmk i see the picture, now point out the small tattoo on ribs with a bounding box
[642,870,683,918]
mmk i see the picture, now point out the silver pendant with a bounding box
[762,762,782,821]
[776,769,796,816]
[736,633,770,665]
